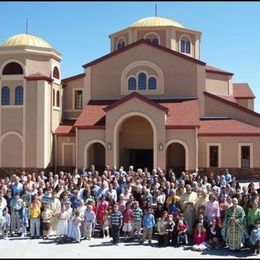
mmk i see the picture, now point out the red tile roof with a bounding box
[198,119,260,136]
[218,95,237,104]
[74,96,200,129]
[103,92,168,113]
[233,83,255,99]
[74,104,106,129]
[83,39,206,68]
[25,73,53,83]
[162,99,200,128]
[55,120,76,136]
[206,65,233,76]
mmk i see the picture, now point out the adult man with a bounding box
[180,184,197,236]
[221,197,248,251]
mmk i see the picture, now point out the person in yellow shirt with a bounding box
[29,201,41,239]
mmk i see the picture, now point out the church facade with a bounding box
[0,16,260,176]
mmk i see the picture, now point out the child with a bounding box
[176,219,188,246]
[102,210,110,239]
[110,204,123,245]
[56,205,69,243]
[192,223,207,251]
[140,207,155,245]
[71,210,82,243]
[83,203,96,240]
[41,204,52,239]
[21,202,29,237]
[2,207,10,239]
[167,214,175,246]
[249,220,260,255]
[122,202,134,241]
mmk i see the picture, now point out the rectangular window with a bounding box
[74,90,82,109]
[209,145,218,167]
[241,146,250,168]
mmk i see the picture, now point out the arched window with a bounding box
[128,77,136,90]
[117,41,125,50]
[180,37,191,54]
[56,90,60,107]
[53,66,60,79]
[148,77,157,90]
[15,86,23,105]
[3,62,23,75]
[53,89,55,106]
[138,73,146,90]
[1,86,10,105]
[151,38,159,45]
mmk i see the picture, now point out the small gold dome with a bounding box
[1,34,52,48]
[131,16,184,28]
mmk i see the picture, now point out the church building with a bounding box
[0,16,259,177]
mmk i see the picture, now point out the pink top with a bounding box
[123,209,134,223]
[204,200,220,223]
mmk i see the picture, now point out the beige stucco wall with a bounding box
[199,136,260,168]
[56,136,76,166]
[235,98,254,111]
[77,129,105,168]
[1,108,23,135]
[205,72,230,96]
[1,134,22,167]
[25,81,37,167]
[205,94,260,127]
[166,129,197,170]
[87,43,199,100]
[63,77,84,119]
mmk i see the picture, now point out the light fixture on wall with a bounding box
[159,143,163,151]
[107,142,112,150]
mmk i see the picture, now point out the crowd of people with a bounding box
[0,165,259,255]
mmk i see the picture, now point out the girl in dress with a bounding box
[71,210,82,243]
[102,210,110,239]
[56,205,69,243]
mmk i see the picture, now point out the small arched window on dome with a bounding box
[1,86,10,105]
[151,38,159,45]
[2,62,23,75]
[128,77,136,90]
[180,36,191,54]
[56,90,60,107]
[117,37,126,50]
[148,77,157,90]
[138,73,147,90]
[15,86,23,105]
[53,66,60,79]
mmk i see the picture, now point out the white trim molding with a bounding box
[206,143,222,168]
[238,143,253,168]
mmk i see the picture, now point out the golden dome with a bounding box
[1,34,52,48]
[131,16,184,28]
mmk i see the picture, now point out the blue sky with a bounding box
[1,1,260,112]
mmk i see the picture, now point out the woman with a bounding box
[221,197,248,251]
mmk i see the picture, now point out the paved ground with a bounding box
[0,236,257,259]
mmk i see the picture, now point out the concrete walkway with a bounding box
[0,236,257,259]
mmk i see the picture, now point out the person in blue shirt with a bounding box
[224,169,232,184]
[140,207,155,245]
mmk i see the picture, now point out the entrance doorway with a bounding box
[129,149,153,171]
